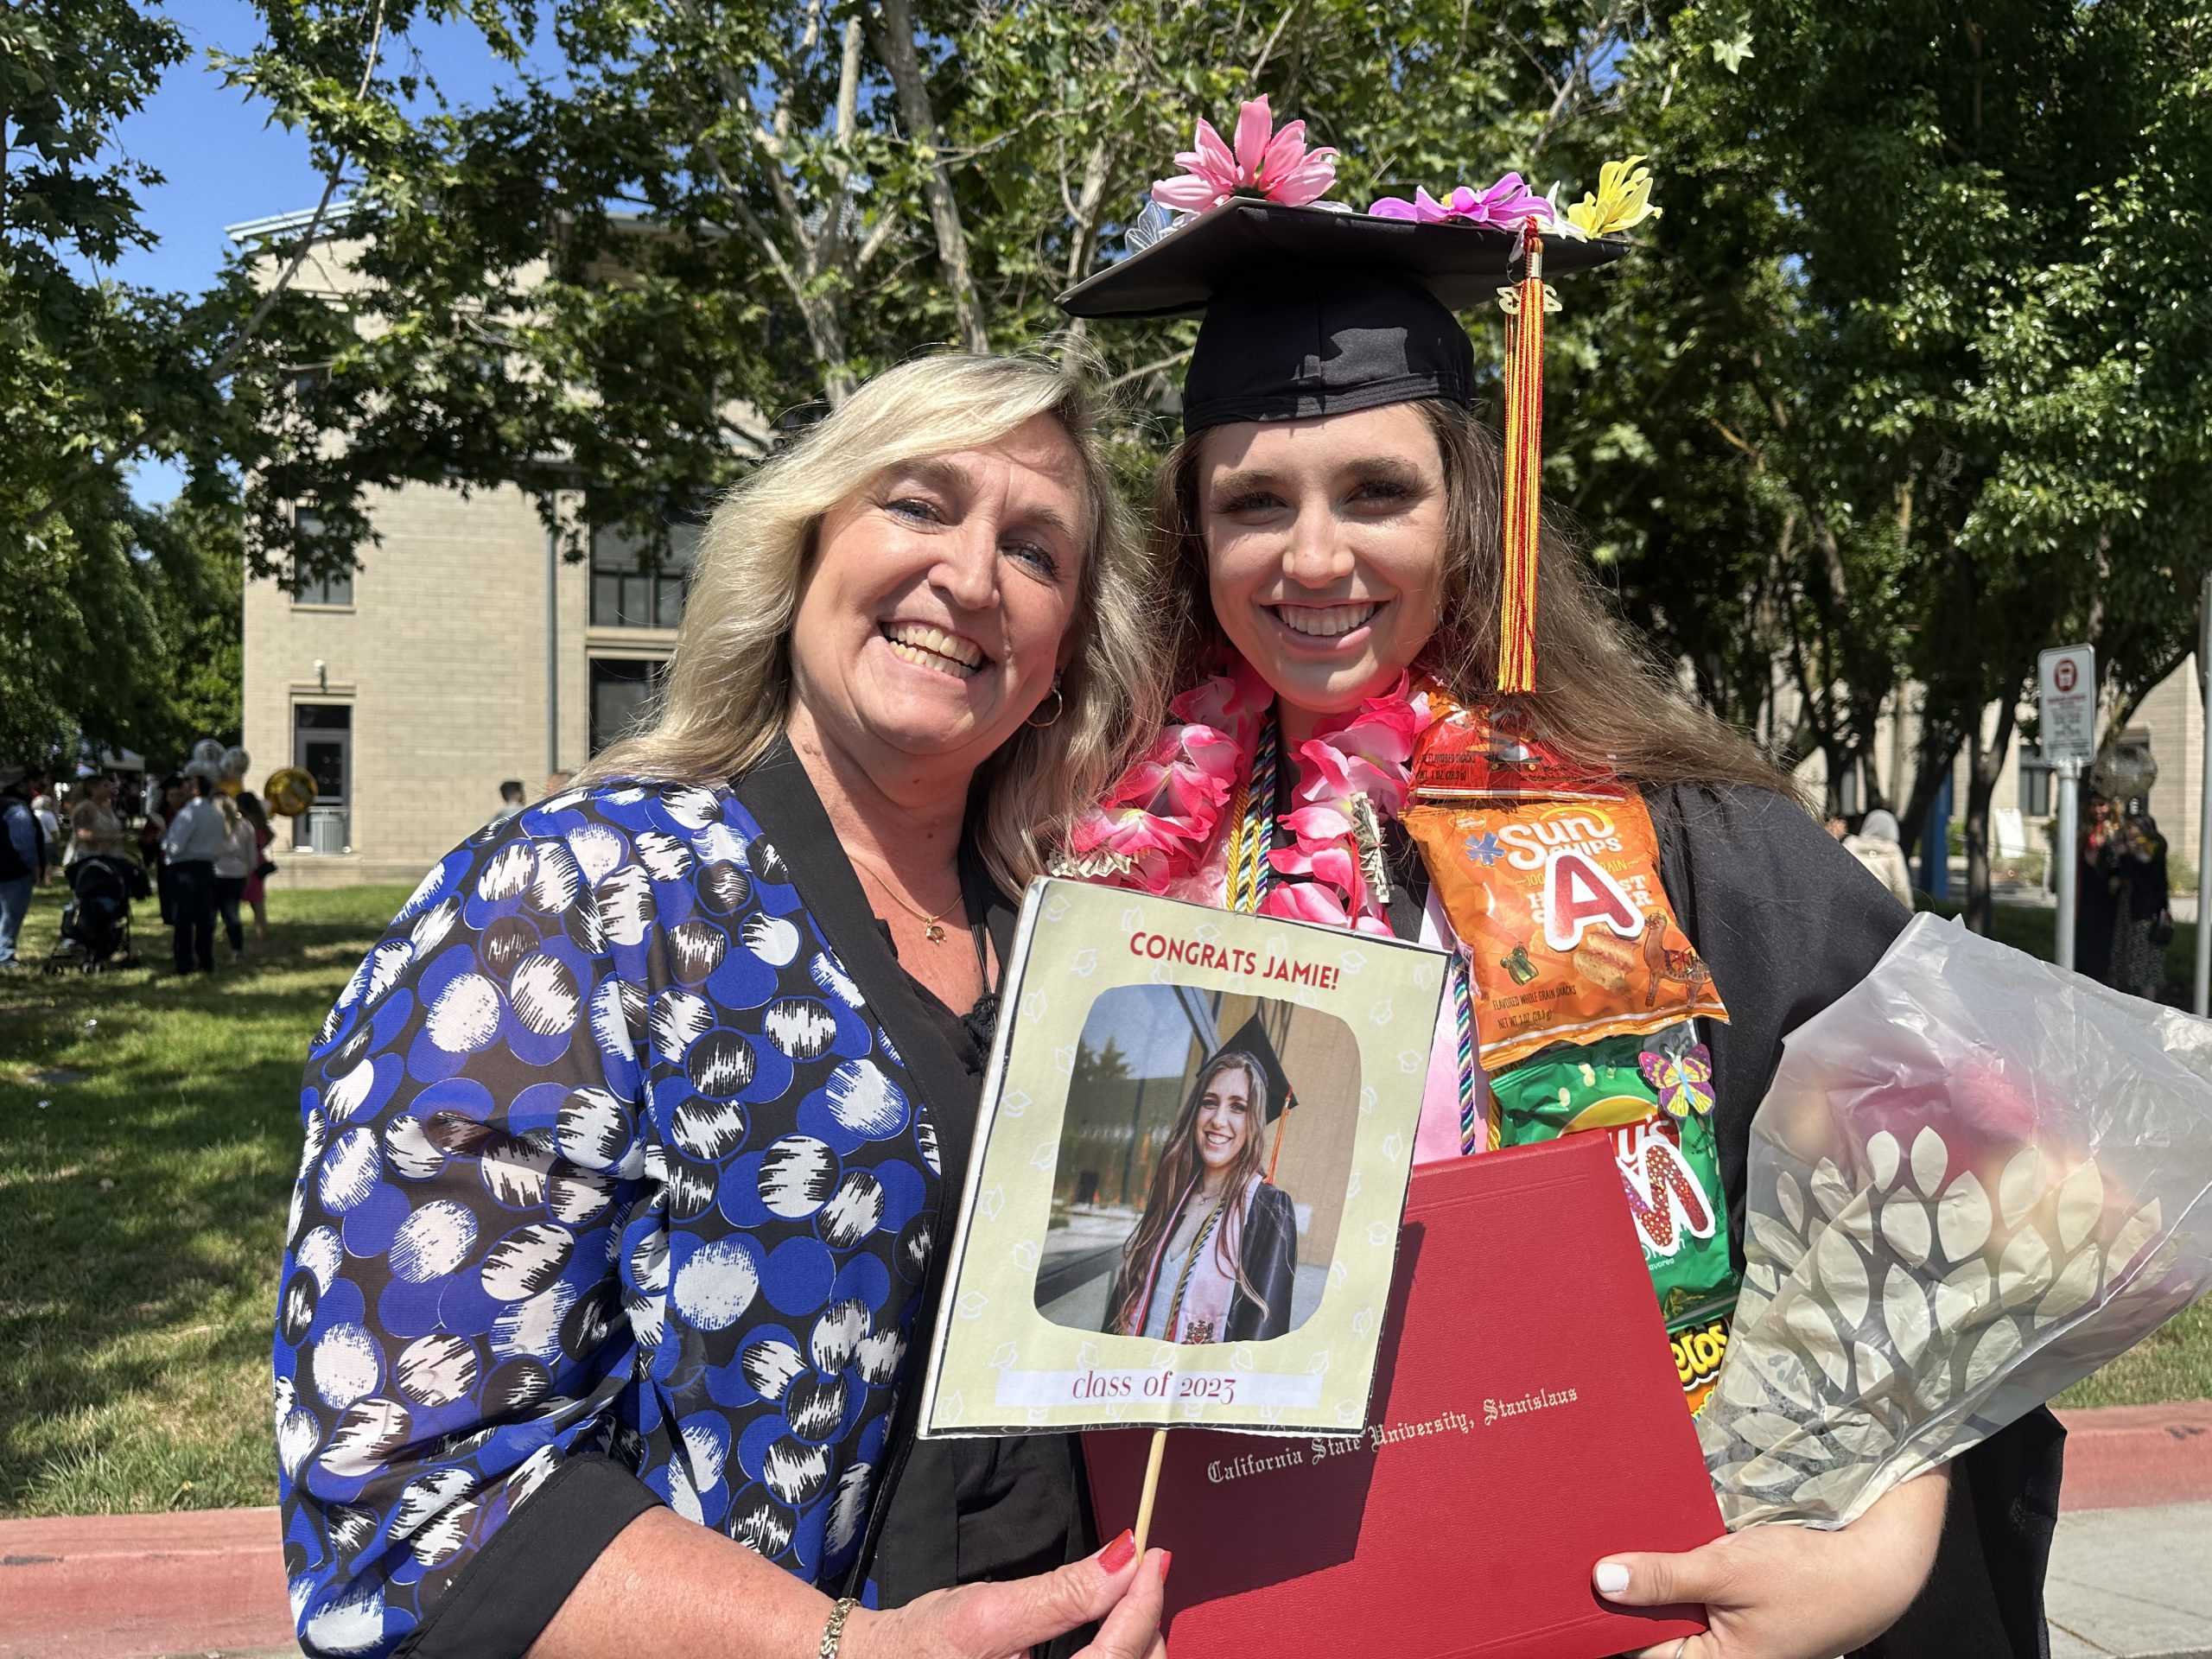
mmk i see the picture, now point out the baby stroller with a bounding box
[44,854,148,974]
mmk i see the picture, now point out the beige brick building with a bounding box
[232,207,702,887]
[241,477,690,886]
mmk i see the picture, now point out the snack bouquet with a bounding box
[1700,914,2212,1529]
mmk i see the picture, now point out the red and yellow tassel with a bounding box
[1497,224,1549,695]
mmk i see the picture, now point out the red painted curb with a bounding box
[1,1402,2206,1656]
[2054,1399,2212,1514]
[0,1507,292,1659]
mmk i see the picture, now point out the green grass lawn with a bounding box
[0,880,412,1517]
[0,883,2202,1518]
[1939,895,2206,1011]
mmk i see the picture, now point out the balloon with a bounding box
[191,738,225,769]
[264,768,317,816]
[221,746,251,781]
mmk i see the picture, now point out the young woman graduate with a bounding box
[1104,1037,1298,1346]
[1055,101,2060,1659]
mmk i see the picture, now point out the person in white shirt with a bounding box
[160,771,231,973]
[1843,809,1916,910]
[211,794,257,959]
[29,795,61,885]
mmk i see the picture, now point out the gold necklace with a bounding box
[854,855,960,944]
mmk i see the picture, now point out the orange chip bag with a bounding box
[1401,704,1729,1069]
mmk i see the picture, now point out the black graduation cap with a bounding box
[1214,1012,1296,1125]
[1058,200,1629,434]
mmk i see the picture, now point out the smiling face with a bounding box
[786,414,1088,782]
[1193,1062,1257,1173]
[1197,403,1448,728]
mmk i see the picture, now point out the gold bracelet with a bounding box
[817,1596,860,1659]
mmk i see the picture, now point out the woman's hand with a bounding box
[1595,1469,1948,1659]
[844,1530,1169,1659]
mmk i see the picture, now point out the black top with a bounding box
[851,820,1097,1646]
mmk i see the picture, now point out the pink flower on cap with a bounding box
[1151,96,1339,213]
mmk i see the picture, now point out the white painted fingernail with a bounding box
[1594,1562,1630,1595]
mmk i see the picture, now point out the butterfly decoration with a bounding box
[1640,1042,1715,1120]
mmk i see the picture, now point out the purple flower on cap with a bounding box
[1368,172,1554,229]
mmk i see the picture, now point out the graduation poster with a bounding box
[917,879,1448,1438]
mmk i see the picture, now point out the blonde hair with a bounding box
[1153,401,1791,797]
[579,351,1164,892]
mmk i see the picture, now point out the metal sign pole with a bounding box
[2056,754,2081,974]
[2196,574,2212,1015]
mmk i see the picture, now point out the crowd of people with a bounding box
[0,761,276,975]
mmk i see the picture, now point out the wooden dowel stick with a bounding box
[1132,1427,1169,1554]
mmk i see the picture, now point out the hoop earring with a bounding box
[1026,683,1065,728]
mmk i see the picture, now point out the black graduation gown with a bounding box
[1377,782,2060,1655]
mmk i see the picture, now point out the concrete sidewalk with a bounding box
[2050,1501,2212,1659]
[5,1402,2211,1659]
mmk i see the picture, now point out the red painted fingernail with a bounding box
[1156,1549,1173,1584]
[1100,1529,1136,1573]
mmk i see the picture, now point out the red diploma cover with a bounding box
[1084,1133,1721,1657]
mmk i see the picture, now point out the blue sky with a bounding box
[112,0,544,502]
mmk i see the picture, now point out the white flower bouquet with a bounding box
[1700,914,2212,1529]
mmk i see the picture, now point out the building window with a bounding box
[590,516,700,629]
[2019,764,2053,817]
[590,657,668,754]
[290,509,354,607]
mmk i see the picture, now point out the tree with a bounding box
[1072,1034,1133,1091]
[1580,0,2212,930]
[208,0,1657,562]
[0,0,230,761]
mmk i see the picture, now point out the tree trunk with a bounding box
[1818,737,1849,817]
[872,0,990,354]
[1850,703,1889,811]
[1896,727,1964,870]
[1961,696,2018,935]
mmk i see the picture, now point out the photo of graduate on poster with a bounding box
[1037,999,1352,1345]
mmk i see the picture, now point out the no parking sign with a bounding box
[2038,644,2095,763]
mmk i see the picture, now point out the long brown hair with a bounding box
[1109,1049,1273,1338]
[1151,400,1793,797]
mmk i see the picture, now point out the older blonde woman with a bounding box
[273,354,1170,1659]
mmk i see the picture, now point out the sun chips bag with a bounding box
[1402,702,1727,1071]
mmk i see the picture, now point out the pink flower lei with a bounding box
[1065,659,1440,937]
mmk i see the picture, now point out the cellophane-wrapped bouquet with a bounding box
[1700,914,2212,1529]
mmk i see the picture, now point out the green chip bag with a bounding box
[1490,1025,1738,1412]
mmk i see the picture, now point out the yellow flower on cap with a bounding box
[1560,155,1660,239]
